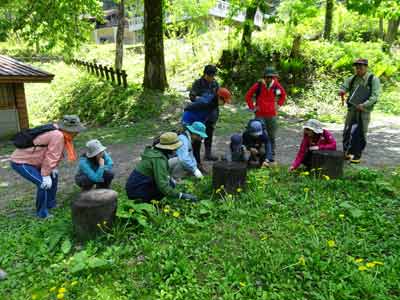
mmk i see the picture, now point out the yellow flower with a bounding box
[236,188,242,193]
[103,220,107,225]
[239,282,246,287]
[227,194,233,199]
[163,208,170,213]
[322,175,330,181]
[58,287,66,293]
[129,208,135,213]
[372,261,384,265]
[298,255,306,266]
[339,214,345,219]
[150,199,159,205]
[301,171,310,176]
[50,287,56,292]
[71,281,78,286]
[215,188,221,193]
[172,211,180,218]
[327,240,336,248]
[303,187,310,193]
[358,265,367,271]
[32,294,38,300]
[220,185,224,189]
[96,223,101,227]
[366,262,376,268]
[260,234,268,241]
[355,258,364,263]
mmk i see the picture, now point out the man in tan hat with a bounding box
[126,132,197,202]
[339,58,380,163]
[10,115,85,219]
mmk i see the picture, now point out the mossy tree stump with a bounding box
[71,189,118,241]
[212,161,247,194]
[311,150,344,179]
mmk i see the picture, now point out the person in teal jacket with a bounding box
[75,139,114,190]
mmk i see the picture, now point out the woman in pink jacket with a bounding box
[290,119,337,171]
[10,115,85,219]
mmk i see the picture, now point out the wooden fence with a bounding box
[71,59,128,88]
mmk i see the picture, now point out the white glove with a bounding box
[193,168,203,179]
[41,176,52,190]
[51,168,59,178]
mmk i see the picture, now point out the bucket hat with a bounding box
[303,119,323,134]
[155,132,183,150]
[58,115,86,133]
[186,121,208,139]
[353,58,368,66]
[264,66,278,77]
[249,120,263,136]
[86,139,106,158]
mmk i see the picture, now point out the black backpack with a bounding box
[13,124,57,149]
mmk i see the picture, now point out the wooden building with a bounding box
[0,55,54,139]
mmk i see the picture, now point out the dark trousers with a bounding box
[75,170,114,191]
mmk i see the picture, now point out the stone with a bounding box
[0,269,7,280]
[311,150,344,179]
[212,161,247,195]
[71,189,118,242]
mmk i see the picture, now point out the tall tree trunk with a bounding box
[143,0,168,91]
[115,0,125,70]
[323,0,334,40]
[379,17,384,40]
[241,3,257,53]
[385,17,400,50]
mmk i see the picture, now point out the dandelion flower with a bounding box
[303,187,310,193]
[298,255,306,266]
[372,261,384,265]
[96,223,101,227]
[260,234,268,241]
[239,282,246,287]
[50,287,56,292]
[236,188,242,193]
[323,175,330,181]
[58,287,66,293]
[366,262,376,268]
[71,281,78,286]
[172,211,180,218]
[163,208,170,213]
[355,258,364,263]
[339,214,345,219]
[358,265,367,271]
[327,240,336,248]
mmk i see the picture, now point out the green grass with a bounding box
[1,167,399,299]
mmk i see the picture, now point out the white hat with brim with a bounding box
[155,132,183,151]
[58,115,86,133]
[303,119,323,134]
[86,139,107,158]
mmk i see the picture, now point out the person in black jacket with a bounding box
[189,64,220,162]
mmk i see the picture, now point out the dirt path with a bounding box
[1,116,399,211]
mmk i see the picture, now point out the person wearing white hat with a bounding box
[75,139,114,190]
[289,119,337,171]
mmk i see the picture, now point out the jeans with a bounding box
[11,162,58,218]
[260,117,277,158]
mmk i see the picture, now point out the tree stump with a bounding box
[71,189,118,241]
[311,150,344,179]
[212,161,247,195]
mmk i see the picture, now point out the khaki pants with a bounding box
[168,157,193,180]
[344,109,371,138]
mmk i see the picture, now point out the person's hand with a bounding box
[288,166,295,172]
[194,168,203,179]
[339,90,346,97]
[356,104,365,112]
[98,157,105,166]
[41,176,52,190]
[51,168,58,178]
[179,193,198,202]
[250,148,258,156]
[309,146,319,151]
[261,161,270,168]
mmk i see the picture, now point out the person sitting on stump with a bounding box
[224,134,249,162]
[245,66,286,162]
[169,122,208,180]
[10,115,85,219]
[289,119,337,171]
[125,132,197,202]
[242,119,273,168]
[182,87,231,168]
[189,64,222,162]
[75,139,114,191]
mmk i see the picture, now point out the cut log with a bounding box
[311,150,344,179]
[212,161,247,195]
[71,189,118,241]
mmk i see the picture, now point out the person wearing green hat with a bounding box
[339,58,380,164]
[125,132,197,202]
[245,66,286,162]
[169,121,208,180]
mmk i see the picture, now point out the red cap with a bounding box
[217,87,232,103]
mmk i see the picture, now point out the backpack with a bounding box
[254,81,280,100]
[348,74,374,101]
[13,124,57,149]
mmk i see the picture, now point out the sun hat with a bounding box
[217,87,232,103]
[264,66,278,77]
[230,134,243,152]
[86,139,106,158]
[303,119,323,134]
[58,115,86,133]
[249,120,263,136]
[204,64,217,76]
[155,132,183,150]
[186,121,208,139]
[353,58,368,66]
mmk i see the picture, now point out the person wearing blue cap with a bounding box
[242,119,273,168]
[225,134,249,162]
[169,122,208,180]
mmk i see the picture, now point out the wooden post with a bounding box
[99,64,104,78]
[212,161,247,195]
[121,70,128,88]
[14,83,29,129]
[116,68,122,85]
[311,150,344,179]
[104,66,110,81]
[94,63,99,76]
[71,189,118,241]
[109,67,115,82]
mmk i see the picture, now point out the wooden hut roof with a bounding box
[0,55,54,83]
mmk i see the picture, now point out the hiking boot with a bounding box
[350,155,361,164]
[344,153,353,161]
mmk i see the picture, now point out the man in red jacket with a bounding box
[245,67,286,161]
